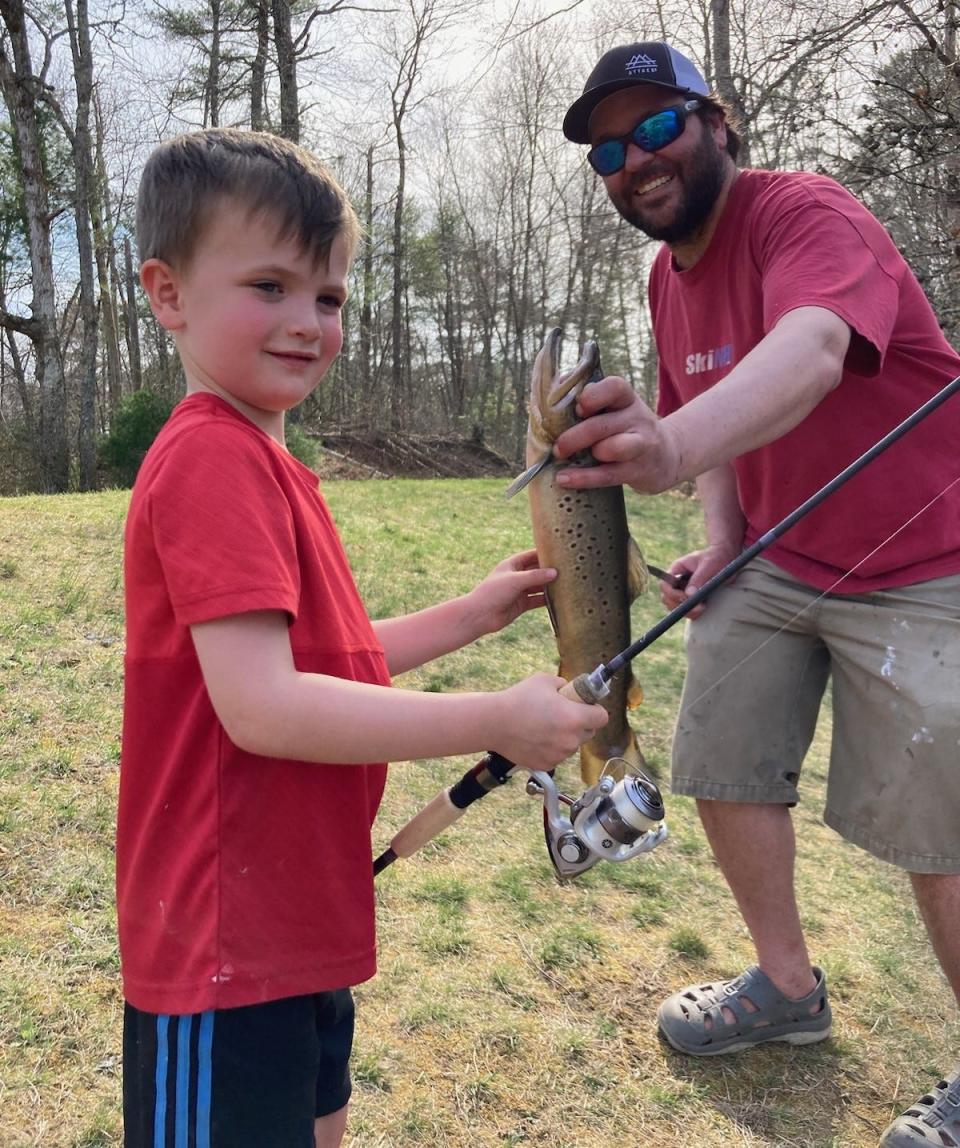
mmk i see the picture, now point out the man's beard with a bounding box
[613,129,727,244]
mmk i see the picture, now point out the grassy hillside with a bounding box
[0,480,955,1147]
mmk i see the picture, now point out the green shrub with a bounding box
[284,422,319,470]
[98,389,174,486]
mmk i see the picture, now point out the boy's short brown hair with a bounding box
[136,128,360,270]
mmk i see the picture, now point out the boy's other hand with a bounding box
[491,672,608,772]
[466,549,556,636]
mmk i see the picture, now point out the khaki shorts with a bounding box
[672,558,960,873]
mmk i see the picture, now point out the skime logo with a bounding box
[625,53,660,75]
[685,343,734,375]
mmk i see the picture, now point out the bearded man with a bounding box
[556,41,960,1148]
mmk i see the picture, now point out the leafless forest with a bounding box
[0,0,957,493]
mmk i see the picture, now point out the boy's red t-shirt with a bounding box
[651,168,960,592]
[118,393,390,1014]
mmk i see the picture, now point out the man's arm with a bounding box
[555,306,851,493]
[190,610,606,769]
[658,463,746,617]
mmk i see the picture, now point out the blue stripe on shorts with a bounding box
[153,1011,215,1148]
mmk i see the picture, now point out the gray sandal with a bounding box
[880,1065,960,1147]
[657,965,832,1056]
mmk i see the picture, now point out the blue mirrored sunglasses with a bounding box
[587,100,702,176]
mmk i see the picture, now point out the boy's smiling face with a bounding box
[143,199,350,441]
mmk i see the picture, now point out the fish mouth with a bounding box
[530,328,600,449]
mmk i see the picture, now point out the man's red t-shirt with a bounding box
[118,393,390,1014]
[652,168,960,592]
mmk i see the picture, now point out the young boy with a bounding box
[119,128,607,1148]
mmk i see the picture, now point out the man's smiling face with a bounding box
[589,87,729,244]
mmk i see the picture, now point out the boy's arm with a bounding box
[190,609,605,770]
[372,550,554,675]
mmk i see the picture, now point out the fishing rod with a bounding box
[374,371,960,883]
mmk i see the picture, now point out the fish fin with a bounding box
[617,736,651,777]
[627,536,649,602]
[579,730,650,786]
[544,593,560,642]
[626,670,644,710]
[505,450,552,499]
[579,744,608,786]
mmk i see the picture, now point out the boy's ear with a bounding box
[140,259,187,331]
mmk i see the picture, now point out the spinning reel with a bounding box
[525,759,667,882]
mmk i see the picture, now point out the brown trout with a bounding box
[520,328,648,785]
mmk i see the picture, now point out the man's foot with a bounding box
[657,965,831,1056]
[879,1065,960,1146]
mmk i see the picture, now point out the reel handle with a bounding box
[373,673,601,876]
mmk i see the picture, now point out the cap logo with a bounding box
[625,53,660,76]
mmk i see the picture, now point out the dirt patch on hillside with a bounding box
[316,431,517,480]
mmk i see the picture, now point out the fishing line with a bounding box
[680,472,960,712]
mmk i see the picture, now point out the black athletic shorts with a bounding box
[122,988,354,1147]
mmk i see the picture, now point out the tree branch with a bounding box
[0,306,41,338]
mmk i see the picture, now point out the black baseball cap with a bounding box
[563,42,709,144]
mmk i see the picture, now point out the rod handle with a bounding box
[373,677,601,876]
[383,787,467,862]
[561,672,609,704]
[559,678,582,701]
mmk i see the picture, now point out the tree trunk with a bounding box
[250,0,269,131]
[124,235,143,391]
[360,144,374,412]
[710,0,750,164]
[0,0,69,491]
[272,0,299,141]
[64,0,100,489]
[390,121,405,430]
[206,0,221,126]
[93,93,123,409]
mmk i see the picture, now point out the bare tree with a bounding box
[92,91,124,412]
[272,0,299,137]
[375,0,471,427]
[0,0,69,490]
[62,0,99,488]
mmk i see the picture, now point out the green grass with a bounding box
[1,479,957,1147]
